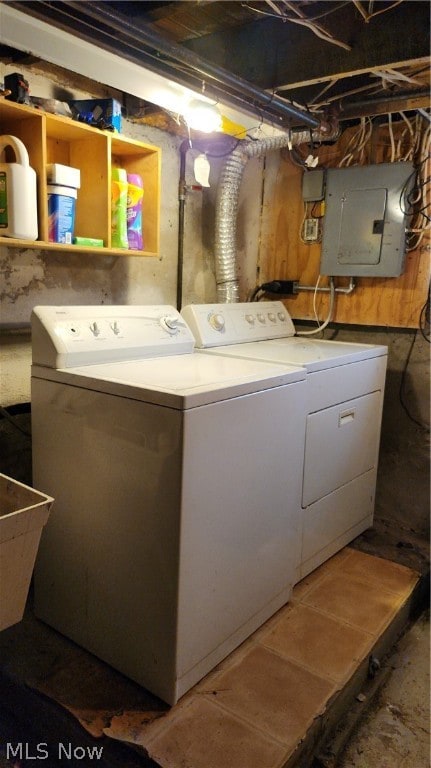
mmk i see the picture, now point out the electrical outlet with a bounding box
[304,218,319,241]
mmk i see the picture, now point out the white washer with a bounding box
[182,301,388,581]
[31,304,306,705]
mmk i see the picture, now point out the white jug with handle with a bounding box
[0,134,38,240]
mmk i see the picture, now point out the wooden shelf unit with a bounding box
[0,100,161,256]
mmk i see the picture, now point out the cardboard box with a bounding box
[70,98,122,132]
[0,474,53,631]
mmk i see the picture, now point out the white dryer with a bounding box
[31,304,306,705]
[182,301,388,581]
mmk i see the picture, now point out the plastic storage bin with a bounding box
[0,474,53,631]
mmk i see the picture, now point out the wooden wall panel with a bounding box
[258,124,430,329]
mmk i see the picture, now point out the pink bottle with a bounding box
[126,173,144,250]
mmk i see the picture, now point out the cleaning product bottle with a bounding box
[126,173,144,250]
[0,135,38,240]
[111,167,128,248]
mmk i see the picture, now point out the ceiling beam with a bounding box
[183,2,430,91]
[274,58,430,93]
[338,90,431,120]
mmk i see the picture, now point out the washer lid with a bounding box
[197,337,387,372]
[32,353,305,409]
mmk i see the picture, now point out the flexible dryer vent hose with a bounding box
[214,126,337,303]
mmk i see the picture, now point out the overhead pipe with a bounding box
[67,0,321,129]
[177,142,188,312]
[17,0,320,130]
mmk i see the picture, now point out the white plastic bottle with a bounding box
[0,135,38,240]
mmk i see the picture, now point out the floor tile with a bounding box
[205,645,336,750]
[338,549,419,596]
[262,603,373,682]
[292,549,352,601]
[144,697,286,768]
[302,572,403,635]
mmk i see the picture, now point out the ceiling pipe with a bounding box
[67,1,321,129]
[11,0,320,130]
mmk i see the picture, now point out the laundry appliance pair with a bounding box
[31,301,387,706]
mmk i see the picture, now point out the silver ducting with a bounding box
[214,129,335,302]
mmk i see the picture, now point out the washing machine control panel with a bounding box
[181,301,296,348]
[31,305,195,369]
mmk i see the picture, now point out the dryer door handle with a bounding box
[338,408,356,426]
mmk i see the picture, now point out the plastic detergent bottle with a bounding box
[0,134,38,240]
[111,167,128,248]
[126,173,144,250]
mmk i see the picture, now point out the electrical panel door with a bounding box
[320,162,414,277]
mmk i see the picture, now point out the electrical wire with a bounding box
[388,113,395,163]
[296,277,336,335]
[399,331,430,431]
[250,285,265,301]
[419,286,430,343]
[242,1,350,23]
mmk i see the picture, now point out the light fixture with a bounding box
[183,99,222,133]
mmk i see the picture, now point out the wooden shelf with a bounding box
[0,99,161,256]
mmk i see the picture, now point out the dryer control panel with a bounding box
[181,301,296,348]
[32,305,195,368]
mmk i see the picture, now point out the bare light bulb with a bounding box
[183,100,222,133]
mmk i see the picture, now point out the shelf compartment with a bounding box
[110,134,160,255]
[0,100,161,257]
[46,130,109,244]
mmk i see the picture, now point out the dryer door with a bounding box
[302,391,382,507]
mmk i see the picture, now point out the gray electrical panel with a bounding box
[320,162,414,277]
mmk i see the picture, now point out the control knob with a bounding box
[160,315,180,333]
[209,312,225,331]
[90,321,100,337]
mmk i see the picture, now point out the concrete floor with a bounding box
[338,610,430,768]
[0,412,429,768]
[0,541,428,768]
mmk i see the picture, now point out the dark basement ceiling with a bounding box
[4,0,431,126]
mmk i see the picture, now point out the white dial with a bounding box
[245,314,255,324]
[111,321,120,335]
[268,312,276,322]
[160,315,180,333]
[257,313,266,324]
[209,312,225,331]
[278,312,286,322]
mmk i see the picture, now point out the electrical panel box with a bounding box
[320,162,414,277]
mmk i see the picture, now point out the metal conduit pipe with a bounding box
[215,127,338,302]
[177,142,188,312]
[293,277,356,294]
[56,1,320,130]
